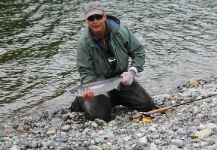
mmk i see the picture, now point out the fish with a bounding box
[69,76,123,97]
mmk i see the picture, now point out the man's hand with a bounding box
[121,71,134,86]
[121,67,138,86]
[82,89,94,101]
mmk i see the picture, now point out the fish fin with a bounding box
[115,83,121,91]
[97,75,106,81]
[103,93,110,98]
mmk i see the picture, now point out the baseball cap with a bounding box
[84,1,104,19]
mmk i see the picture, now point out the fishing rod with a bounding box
[130,93,217,121]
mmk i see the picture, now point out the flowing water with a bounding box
[0,0,217,122]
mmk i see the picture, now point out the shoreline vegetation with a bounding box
[1,76,217,149]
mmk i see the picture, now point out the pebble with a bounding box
[47,130,56,135]
[0,77,217,149]
[62,125,70,132]
[194,129,212,138]
[170,139,184,148]
[139,137,148,144]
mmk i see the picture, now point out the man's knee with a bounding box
[82,95,112,122]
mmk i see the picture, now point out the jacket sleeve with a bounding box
[77,40,97,84]
[121,26,145,72]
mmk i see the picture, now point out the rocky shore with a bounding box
[1,76,217,150]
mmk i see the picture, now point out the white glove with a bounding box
[121,67,138,86]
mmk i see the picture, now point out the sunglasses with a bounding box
[87,14,103,21]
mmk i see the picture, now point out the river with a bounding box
[0,0,216,122]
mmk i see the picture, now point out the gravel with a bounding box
[1,76,217,150]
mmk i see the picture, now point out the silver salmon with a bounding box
[69,76,123,97]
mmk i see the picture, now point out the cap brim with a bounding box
[85,10,103,19]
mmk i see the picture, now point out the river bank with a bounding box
[1,76,217,150]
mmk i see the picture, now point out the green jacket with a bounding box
[77,16,145,84]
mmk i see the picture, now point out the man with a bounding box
[71,1,155,122]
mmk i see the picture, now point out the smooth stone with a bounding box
[200,141,209,148]
[88,145,102,150]
[62,114,69,121]
[207,144,217,150]
[134,133,144,138]
[61,132,68,136]
[171,139,184,148]
[168,144,179,150]
[206,123,217,130]
[62,125,71,132]
[91,122,98,129]
[123,136,131,141]
[46,140,55,148]
[198,124,206,130]
[47,130,56,135]
[41,141,48,147]
[139,137,148,144]
[31,141,38,148]
[188,78,200,87]
[66,119,72,125]
[150,143,158,150]
[194,129,212,138]
[95,118,104,126]
[10,145,19,150]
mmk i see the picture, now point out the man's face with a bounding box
[86,13,106,36]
